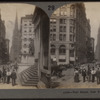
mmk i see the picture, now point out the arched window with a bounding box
[51,45,56,55]
[59,45,66,55]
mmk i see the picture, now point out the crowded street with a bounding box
[51,63,100,88]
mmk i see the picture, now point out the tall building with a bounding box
[95,26,100,62]
[50,3,92,65]
[20,15,35,64]
[0,10,9,64]
[10,12,21,63]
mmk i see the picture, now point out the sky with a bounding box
[85,2,100,50]
[0,3,35,52]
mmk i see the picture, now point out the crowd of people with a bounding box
[74,64,100,84]
[0,64,18,86]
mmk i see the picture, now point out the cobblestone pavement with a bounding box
[55,68,100,89]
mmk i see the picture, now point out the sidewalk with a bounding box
[0,82,37,89]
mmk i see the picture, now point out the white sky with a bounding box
[0,3,35,52]
[85,2,100,50]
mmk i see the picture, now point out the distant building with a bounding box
[95,26,100,61]
[10,12,21,63]
[20,14,35,64]
[0,11,9,64]
[5,39,10,63]
[90,37,95,60]
[50,3,92,65]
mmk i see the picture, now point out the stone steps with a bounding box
[19,65,39,86]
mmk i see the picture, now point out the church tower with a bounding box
[10,11,21,63]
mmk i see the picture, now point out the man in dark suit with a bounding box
[96,68,100,84]
[11,69,17,86]
[82,68,86,82]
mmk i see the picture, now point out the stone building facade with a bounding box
[0,11,9,64]
[50,3,93,65]
[20,15,35,64]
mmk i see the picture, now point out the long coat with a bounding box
[82,69,86,76]
[11,72,17,79]
[96,70,100,77]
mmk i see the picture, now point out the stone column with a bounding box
[56,45,59,65]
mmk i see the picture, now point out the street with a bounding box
[53,68,100,89]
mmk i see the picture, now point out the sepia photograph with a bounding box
[0,3,50,89]
[1,2,100,91]
[50,2,100,89]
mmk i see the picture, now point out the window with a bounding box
[29,38,32,41]
[29,30,32,32]
[70,19,74,25]
[59,45,66,55]
[29,23,32,26]
[60,19,66,24]
[59,34,62,41]
[53,34,56,41]
[63,34,66,41]
[70,44,74,49]
[64,26,66,32]
[60,6,67,16]
[70,50,74,57]
[59,59,66,62]
[24,30,27,32]
[50,34,52,41]
[51,45,56,55]
[50,26,56,32]
[24,38,27,41]
[24,51,26,54]
[29,27,32,32]
[70,26,74,33]
[70,34,73,41]
[60,26,66,32]
[24,24,27,26]
[23,44,27,48]
[59,34,66,41]
[24,55,26,58]
[53,26,56,32]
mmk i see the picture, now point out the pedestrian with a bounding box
[87,65,91,82]
[14,63,18,71]
[0,69,3,83]
[74,68,79,82]
[6,69,11,84]
[11,69,17,86]
[82,67,86,82]
[2,68,6,83]
[96,68,100,84]
[91,67,96,82]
